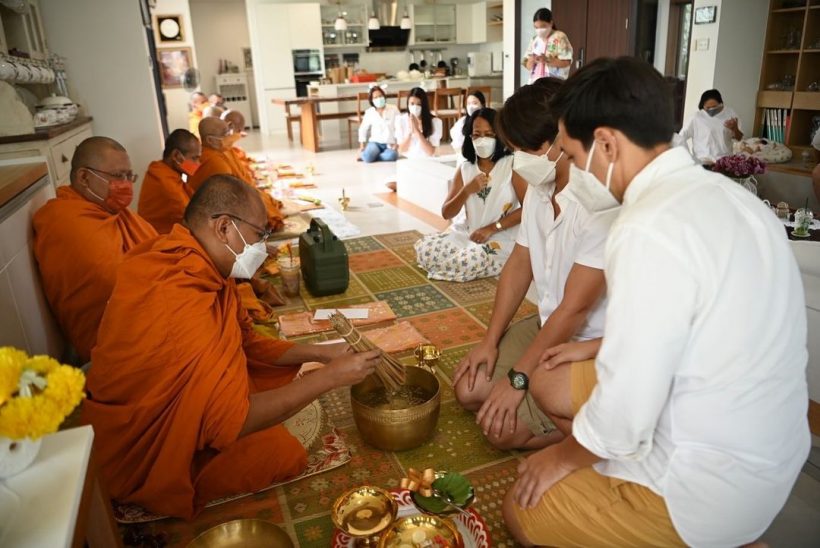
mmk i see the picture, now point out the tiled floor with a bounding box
[244,130,820,546]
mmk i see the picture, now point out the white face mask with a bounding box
[570,141,621,213]
[225,221,268,279]
[513,143,563,189]
[373,96,386,109]
[472,137,496,159]
[535,27,550,38]
[466,103,480,116]
[409,104,422,117]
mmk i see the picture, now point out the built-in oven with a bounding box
[293,49,323,97]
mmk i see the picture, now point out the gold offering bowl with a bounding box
[332,486,399,546]
[414,344,441,372]
[378,514,464,548]
[339,196,351,210]
[186,519,293,548]
[351,366,441,451]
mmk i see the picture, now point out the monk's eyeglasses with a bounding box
[84,166,139,183]
[211,213,273,242]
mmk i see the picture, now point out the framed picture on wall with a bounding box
[243,47,253,69]
[155,14,184,42]
[157,47,193,88]
[694,6,717,25]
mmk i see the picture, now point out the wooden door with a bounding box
[585,0,633,64]
[551,0,588,73]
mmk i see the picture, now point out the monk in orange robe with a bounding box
[138,129,201,234]
[221,109,255,175]
[188,92,208,137]
[189,117,285,231]
[83,174,380,519]
[33,137,157,363]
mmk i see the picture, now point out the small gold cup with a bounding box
[339,196,351,211]
[332,486,398,546]
[414,344,440,373]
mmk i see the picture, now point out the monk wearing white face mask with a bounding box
[453,80,619,455]
[83,175,381,519]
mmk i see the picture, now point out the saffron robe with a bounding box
[138,160,195,234]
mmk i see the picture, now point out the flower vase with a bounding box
[0,437,41,479]
[733,176,758,196]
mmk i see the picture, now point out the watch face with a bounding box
[511,374,526,390]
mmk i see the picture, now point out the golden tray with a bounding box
[186,519,293,548]
[378,514,464,548]
[332,486,399,539]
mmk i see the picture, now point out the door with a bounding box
[551,0,633,73]
[550,0,588,72]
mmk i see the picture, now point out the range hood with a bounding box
[368,26,410,48]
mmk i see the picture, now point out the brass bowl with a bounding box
[351,366,441,451]
[378,515,464,548]
[186,519,293,548]
[332,486,399,538]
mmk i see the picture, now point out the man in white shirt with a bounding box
[453,81,617,451]
[502,56,810,548]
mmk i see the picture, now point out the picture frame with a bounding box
[157,47,192,88]
[694,6,717,25]
[243,47,253,69]
[155,14,184,42]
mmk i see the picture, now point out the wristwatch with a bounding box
[507,368,529,391]
[495,221,503,231]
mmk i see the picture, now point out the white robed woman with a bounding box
[415,108,527,282]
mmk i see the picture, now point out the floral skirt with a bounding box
[414,232,503,283]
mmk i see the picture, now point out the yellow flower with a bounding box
[0,347,27,406]
[25,355,60,374]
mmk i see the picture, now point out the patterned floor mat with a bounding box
[120,230,528,547]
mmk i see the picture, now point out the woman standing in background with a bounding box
[523,8,573,83]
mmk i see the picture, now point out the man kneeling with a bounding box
[83,175,380,519]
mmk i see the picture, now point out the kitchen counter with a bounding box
[0,116,93,145]
[313,74,502,91]
[0,160,48,212]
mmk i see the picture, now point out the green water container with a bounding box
[299,218,349,296]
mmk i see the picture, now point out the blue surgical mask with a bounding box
[373,97,386,109]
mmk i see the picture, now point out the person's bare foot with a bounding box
[385,181,397,192]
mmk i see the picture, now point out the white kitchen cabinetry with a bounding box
[320,3,367,48]
[255,3,294,90]
[0,0,48,59]
[0,120,93,188]
[288,3,323,50]
[456,2,503,45]
[409,4,456,46]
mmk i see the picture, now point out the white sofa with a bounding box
[396,155,459,217]
[791,240,820,403]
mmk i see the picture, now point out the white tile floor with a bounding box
[245,130,820,546]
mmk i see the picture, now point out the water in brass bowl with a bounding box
[332,486,399,539]
[378,515,464,548]
[351,366,441,451]
[186,519,293,548]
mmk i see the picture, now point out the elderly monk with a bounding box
[32,137,157,362]
[138,129,201,234]
[83,174,381,519]
[221,109,255,175]
[190,117,284,231]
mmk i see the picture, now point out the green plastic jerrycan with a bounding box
[299,218,349,296]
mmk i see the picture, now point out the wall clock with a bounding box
[156,15,184,42]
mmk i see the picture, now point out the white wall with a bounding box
[518,0,548,87]
[189,0,251,97]
[153,0,200,132]
[38,0,164,199]
[653,0,670,75]
[682,0,766,131]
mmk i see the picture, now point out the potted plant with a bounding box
[711,154,767,195]
[0,347,85,478]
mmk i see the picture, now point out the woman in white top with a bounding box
[450,91,487,156]
[523,8,573,83]
[676,88,743,164]
[357,86,399,163]
[415,108,527,282]
[395,87,443,159]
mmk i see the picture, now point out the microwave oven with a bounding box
[293,49,322,75]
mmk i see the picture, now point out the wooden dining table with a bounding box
[272,93,398,153]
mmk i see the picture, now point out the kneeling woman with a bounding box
[415,108,526,282]
[395,87,443,158]
[358,85,399,163]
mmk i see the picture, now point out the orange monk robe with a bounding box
[189,110,203,137]
[188,147,285,231]
[82,225,306,519]
[32,186,157,362]
[138,160,195,234]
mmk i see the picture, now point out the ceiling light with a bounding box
[368,12,380,30]
[400,9,412,30]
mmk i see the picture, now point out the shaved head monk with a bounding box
[33,136,156,363]
[190,117,285,231]
[189,92,208,136]
[138,129,201,234]
[83,175,380,519]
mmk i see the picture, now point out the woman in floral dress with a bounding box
[523,8,573,83]
[414,109,527,282]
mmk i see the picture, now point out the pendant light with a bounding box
[400,9,412,30]
[367,11,380,30]
[334,1,348,32]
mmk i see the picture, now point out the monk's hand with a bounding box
[476,380,525,440]
[539,339,601,371]
[512,445,573,509]
[453,340,498,391]
[316,342,352,363]
[329,349,381,387]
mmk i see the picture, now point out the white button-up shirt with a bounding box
[573,147,810,547]
[515,177,616,336]
[358,105,399,145]
[394,113,443,159]
[676,106,742,163]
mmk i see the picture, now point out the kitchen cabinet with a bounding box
[263,87,298,133]
[254,3,294,90]
[409,4,456,46]
[320,3,367,48]
[0,0,48,59]
[456,2,503,45]
[288,3,323,50]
